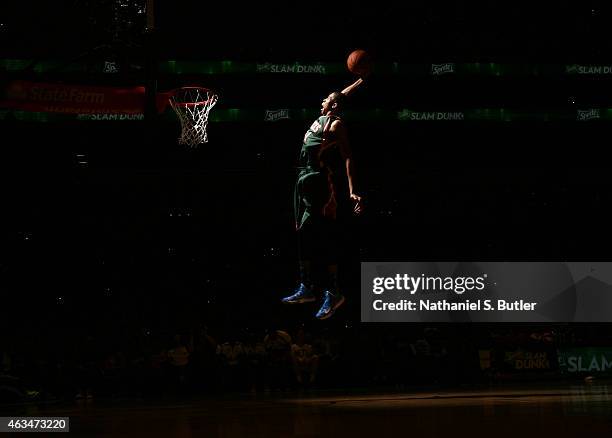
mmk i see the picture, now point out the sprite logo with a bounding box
[566,64,578,74]
[103,61,119,73]
[577,109,600,121]
[431,63,455,75]
[265,109,290,121]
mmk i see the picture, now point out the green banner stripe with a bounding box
[2,108,612,122]
[3,59,612,76]
[557,348,612,374]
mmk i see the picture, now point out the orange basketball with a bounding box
[347,49,372,76]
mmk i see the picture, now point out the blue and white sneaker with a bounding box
[315,291,345,320]
[281,283,316,304]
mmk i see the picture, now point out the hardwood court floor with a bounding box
[18,383,612,437]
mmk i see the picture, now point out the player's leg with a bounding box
[281,172,325,304]
[283,171,334,307]
[315,220,346,319]
[281,226,317,304]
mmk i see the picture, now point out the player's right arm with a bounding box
[340,78,364,97]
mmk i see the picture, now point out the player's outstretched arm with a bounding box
[341,78,365,97]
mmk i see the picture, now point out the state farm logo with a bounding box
[265,109,289,121]
[577,109,600,121]
[431,63,455,75]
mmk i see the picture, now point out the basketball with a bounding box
[347,49,372,76]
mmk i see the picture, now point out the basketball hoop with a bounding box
[168,87,218,147]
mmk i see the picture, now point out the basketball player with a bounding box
[281,77,365,319]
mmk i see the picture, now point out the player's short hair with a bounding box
[330,91,346,109]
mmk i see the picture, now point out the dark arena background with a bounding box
[1,1,612,436]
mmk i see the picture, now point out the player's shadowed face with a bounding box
[321,93,336,114]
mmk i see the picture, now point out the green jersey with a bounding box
[294,115,344,229]
[299,115,340,170]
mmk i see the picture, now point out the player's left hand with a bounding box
[350,193,363,215]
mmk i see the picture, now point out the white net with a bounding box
[169,87,218,147]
